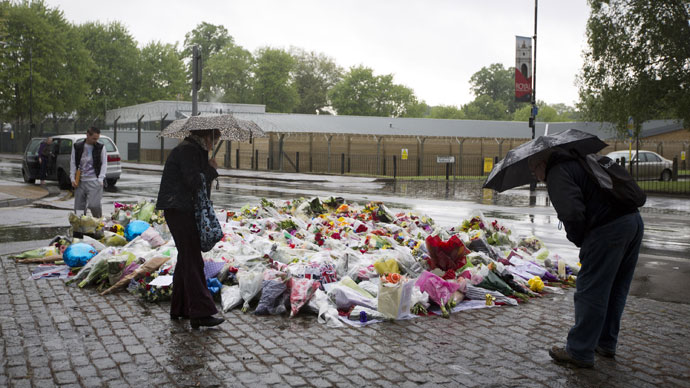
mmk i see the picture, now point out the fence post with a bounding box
[296,152,300,173]
[393,155,397,179]
[445,163,449,181]
[137,114,144,163]
[255,150,259,170]
[341,153,344,175]
[348,156,351,173]
[225,141,231,168]
[673,156,678,181]
[113,116,120,149]
[383,156,386,177]
[326,135,333,174]
[236,149,240,170]
[160,113,168,164]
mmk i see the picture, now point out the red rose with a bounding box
[145,284,151,290]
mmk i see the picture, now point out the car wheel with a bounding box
[105,178,117,187]
[58,169,71,190]
[22,168,35,184]
[661,170,672,182]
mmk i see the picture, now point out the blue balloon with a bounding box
[63,243,98,267]
[207,278,222,294]
[125,220,150,241]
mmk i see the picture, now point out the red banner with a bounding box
[515,36,532,102]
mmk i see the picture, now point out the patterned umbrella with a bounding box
[159,114,267,142]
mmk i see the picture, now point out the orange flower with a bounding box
[385,273,402,284]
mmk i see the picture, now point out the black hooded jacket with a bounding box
[156,137,218,212]
[545,149,636,247]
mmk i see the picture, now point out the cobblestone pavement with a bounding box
[1,257,689,388]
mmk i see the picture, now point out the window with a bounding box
[59,139,72,155]
[97,138,117,152]
[25,139,42,156]
[645,153,661,162]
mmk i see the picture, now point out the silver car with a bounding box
[22,134,122,189]
[607,150,673,181]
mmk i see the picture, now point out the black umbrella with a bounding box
[483,128,608,192]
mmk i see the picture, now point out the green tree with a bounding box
[329,66,420,117]
[429,105,465,119]
[403,100,431,118]
[183,22,234,100]
[290,48,342,114]
[1,0,92,125]
[253,47,299,112]
[205,43,255,103]
[469,63,526,114]
[76,21,141,117]
[183,22,233,66]
[578,0,690,133]
[513,102,560,122]
[462,95,510,120]
[138,41,187,102]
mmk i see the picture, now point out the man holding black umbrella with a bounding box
[528,147,644,368]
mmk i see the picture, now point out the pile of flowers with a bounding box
[13,197,580,327]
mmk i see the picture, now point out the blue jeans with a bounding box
[566,212,644,363]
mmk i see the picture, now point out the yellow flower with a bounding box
[528,276,544,292]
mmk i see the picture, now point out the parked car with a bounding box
[606,150,673,181]
[22,134,122,189]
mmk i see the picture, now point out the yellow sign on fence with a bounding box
[401,149,408,160]
[483,157,494,173]
[682,151,686,161]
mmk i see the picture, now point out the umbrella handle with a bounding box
[212,140,224,158]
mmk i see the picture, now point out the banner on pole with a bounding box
[515,36,532,102]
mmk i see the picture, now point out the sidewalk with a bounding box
[1,256,688,387]
[0,182,56,208]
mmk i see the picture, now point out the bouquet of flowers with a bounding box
[129,267,173,303]
[415,271,461,318]
[425,234,470,272]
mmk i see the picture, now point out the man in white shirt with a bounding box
[70,127,108,218]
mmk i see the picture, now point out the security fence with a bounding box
[2,120,688,196]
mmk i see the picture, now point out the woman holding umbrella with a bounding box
[156,128,225,329]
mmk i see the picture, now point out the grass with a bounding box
[637,180,690,194]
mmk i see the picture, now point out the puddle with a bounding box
[0,225,71,243]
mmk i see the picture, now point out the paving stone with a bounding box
[1,255,688,388]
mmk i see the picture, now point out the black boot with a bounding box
[190,316,225,329]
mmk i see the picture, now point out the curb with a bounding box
[121,162,383,184]
[0,184,56,208]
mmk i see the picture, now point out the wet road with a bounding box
[1,157,689,303]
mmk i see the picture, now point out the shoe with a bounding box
[595,346,616,359]
[170,313,189,320]
[190,316,225,329]
[549,346,594,368]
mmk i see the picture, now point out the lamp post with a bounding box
[528,0,538,194]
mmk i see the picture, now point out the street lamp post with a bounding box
[29,47,33,139]
[528,0,538,193]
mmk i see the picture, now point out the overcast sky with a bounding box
[49,0,591,108]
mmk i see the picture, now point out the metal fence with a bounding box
[2,121,688,196]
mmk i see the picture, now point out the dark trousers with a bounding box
[39,156,48,180]
[566,212,644,363]
[164,209,218,319]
